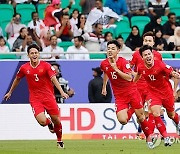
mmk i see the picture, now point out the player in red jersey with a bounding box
[134,45,180,146]
[4,44,69,149]
[101,40,158,149]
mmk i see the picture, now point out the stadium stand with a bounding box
[38,4,48,19]
[58,41,74,51]
[89,53,106,59]
[161,53,173,59]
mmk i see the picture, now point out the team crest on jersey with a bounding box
[27,70,30,74]
[39,69,43,73]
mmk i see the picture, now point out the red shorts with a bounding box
[137,87,151,105]
[30,98,60,117]
[149,95,175,112]
[115,91,143,114]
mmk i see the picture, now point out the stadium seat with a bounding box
[170,7,180,17]
[58,41,74,51]
[102,28,115,38]
[169,0,180,8]
[38,4,48,19]
[70,0,82,12]
[0,19,10,37]
[162,53,173,59]
[115,27,131,41]
[61,0,70,8]
[16,4,36,25]
[175,53,180,58]
[0,54,19,59]
[145,0,149,5]
[131,16,151,36]
[161,16,168,25]
[89,53,106,59]
[0,4,14,22]
[115,16,130,29]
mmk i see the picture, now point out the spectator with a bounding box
[42,35,65,59]
[88,67,112,103]
[12,27,28,52]
[175,89,180,102]
[28,12,46,37]
[0,27,3,37]
[70,9,79,29]
[5,13,26,49]
[0,0,9,4]
[143,15,163,35]
[66,36,89,60]
[51,62,75,103]
[125,26,142,51]
[82,23,104,52]
[148,0,170,18]
[43,0,72,27]
[116,35,132,59]
[73,14,91,36]
[100,31,113,51]
[126,0,147,17]
[0,36,10,53]
[167,27,180,51]
[162,12,180,40]
[55,13,73,41]
[105,0,128,16]
[154,28,168,51]
[80,0,96,15]
[40,28,52,48]
[86,0,120,26]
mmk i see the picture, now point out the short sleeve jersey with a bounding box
[137,60,173,99]
[101,57,137,98]
[16,61,56,101]
[130,49,162,88]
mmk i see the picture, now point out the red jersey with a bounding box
[137,60,173,99]
[17,61,56,102]
[130,50,162,89]
[101,57,137,98]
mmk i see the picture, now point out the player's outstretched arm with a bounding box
[4,77,21,101]
[102,73,108,96]
[51,76,69,99]
[133,73,141,82]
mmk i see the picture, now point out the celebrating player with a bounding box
[101,40,158,149]
[4,44,69,148]
[134,45,180,146]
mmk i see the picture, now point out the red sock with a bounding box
[148,113,155,133]
[139,119,151,138]
[45,118,51,126]
[154,116,167,137]
[54,122,62,142]
[172,113,179,125]
[127,108,135,122]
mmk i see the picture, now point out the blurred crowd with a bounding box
[0,0,179,60]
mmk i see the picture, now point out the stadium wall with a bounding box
[0,103,180,140]
[0,60,180,104]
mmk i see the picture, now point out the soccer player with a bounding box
[4,44,69,149]
[101,40,157,148]
[134,45,180,146]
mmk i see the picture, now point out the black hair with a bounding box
[96,0,103,2]
[104,32,113,41]
[19,27,26,33]
[31,12,38,18]
[74,36,84,42]
[27,44,40,54]
[139,45,153,57]
[76,13,86,29]
[143,31,155,41]
[50,35,57,40]
[168,12,176,18]
[94,23,102,28]
[107,40,121,49]
[0,36,6,45]
[13,13,21,18]
[70,9,79,19]
[116,34,123,40]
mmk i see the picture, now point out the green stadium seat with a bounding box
[175,53,180,58]
[38,4,48,19]
[161,16,168,25]
[61,0,70,8]
[102,28,115,38]
[115,27,131,41]
[162,53,173,59]
[89,53,106,59]
[70,0,82,12]
[170,7,180,17]
[131,16,150,36]
[0,4,14,22]
[0,54,19,59]
[58,41,74,51]
[115,16,130,29]
[16,4,36,25]
[169,0,180,8]
[145,0,149,5]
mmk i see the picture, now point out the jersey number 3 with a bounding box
[34,74,39,81]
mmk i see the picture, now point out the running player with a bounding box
[101,40,158,148]
[134,45,180,146]
[4,44,69,148]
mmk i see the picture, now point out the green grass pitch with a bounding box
[0,140,180,154]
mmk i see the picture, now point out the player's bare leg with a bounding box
[151,105,172,146]
[50,115,64,149]
[135,108,159,149]
[116,108,129,125]
[167,111,180,136]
